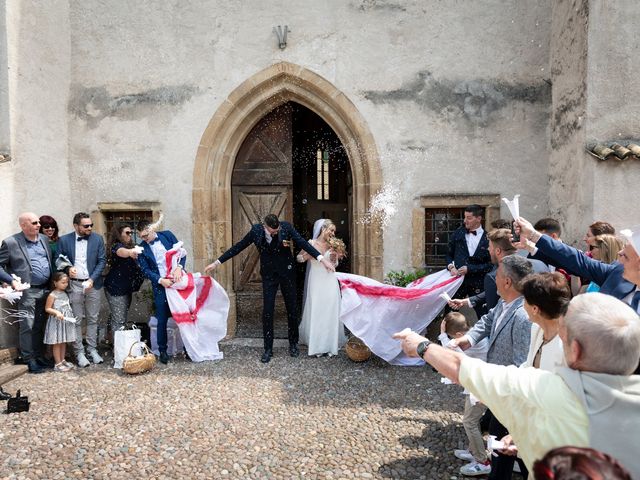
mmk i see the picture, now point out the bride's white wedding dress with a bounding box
[299,241,347,356]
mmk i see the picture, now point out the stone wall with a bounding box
[0,0,9,155]
[55,0,553,274]
[1,0,73,347]
[548,0,590,244]
[586,0,640,230]
[548,0,640,242]
[5,0,73,231]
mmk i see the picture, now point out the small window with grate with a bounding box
[103,210,153,245]
[424,207,475,272]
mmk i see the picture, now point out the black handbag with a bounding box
[6,390,30,414]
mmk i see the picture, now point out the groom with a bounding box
[205,214,335,363]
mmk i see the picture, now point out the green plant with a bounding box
[384,268,427,287]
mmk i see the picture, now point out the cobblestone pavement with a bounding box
[0,343,473,480]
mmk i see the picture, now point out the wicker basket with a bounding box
[123,342,156,374]
[345,337,371,362]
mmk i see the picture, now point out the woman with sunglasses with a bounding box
[39,215,60,258]
[104,223,145,335]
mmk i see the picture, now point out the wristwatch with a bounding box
[417,340,432,358]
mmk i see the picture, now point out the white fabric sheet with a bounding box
[336,269,463,365]
[164,242,229,362]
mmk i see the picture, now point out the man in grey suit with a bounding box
[57,212,106,367]
[450,255,533,478]
[0,212,53,374]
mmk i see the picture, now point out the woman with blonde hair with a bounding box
[584,234,626,293]
[297,218,347,356]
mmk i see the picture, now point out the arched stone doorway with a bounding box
[192,62,383,336]
[231,101,354,337]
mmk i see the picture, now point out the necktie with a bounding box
[466,230,477,236]
[631,291,640,312]
[77,236,88,242]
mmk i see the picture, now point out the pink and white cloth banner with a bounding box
[336,269,463,366]
[164,242,228,362]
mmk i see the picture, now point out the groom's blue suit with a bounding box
[137,231,186,353]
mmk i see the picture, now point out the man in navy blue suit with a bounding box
[515,217,637,305]
[136,220,186,364]
[446,205,493,318]
[205,214,335,363]
[57,212,107,367]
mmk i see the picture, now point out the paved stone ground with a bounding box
[0,342,477,480]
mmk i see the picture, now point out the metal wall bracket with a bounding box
[273,25,290,50]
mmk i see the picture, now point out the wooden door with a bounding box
[231,105,293,292]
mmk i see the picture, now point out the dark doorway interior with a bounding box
[291,104,352,272]
[233,102,352,338]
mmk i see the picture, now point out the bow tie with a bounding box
[77,236,88,242]
[466,230,477,236]
[149,239,159,245]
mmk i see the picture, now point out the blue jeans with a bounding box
[153,288,171,353]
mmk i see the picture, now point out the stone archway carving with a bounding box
[192,62,383,335]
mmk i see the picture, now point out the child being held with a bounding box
[438,312,491,476]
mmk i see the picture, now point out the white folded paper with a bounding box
[64,317,77,323]
[132,245,144,254]
[440,377,453,385]
[501,194,520,220]
[487,435,505,451]
[82,280,91,292]
[438,292,452,302]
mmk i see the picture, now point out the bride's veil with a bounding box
[302,218,327,308]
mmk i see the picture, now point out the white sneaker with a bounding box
[88,350,104,364]
[454,449,475,462]
[76,352,90,368]
[460,461,491,476]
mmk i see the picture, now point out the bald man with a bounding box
[0,212,54,373]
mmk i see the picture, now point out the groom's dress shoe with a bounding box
[289,344,299,358]
[261,350,272,363]
[159,352,170,364]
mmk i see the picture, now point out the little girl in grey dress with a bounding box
[44,272,77,372]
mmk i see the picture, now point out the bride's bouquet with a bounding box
[328,237,348,262]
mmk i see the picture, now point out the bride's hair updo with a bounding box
[321,219,335,233]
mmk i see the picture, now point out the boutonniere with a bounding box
[282,239,291,248]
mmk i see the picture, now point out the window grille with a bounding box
[103,210,153,244]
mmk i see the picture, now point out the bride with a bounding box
[297,218,347,356]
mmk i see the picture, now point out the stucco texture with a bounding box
[45,0,552,273]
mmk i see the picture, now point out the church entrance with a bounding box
[231,102,352,338]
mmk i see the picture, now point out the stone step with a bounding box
[0,348,18,366]
[0,364,28,386]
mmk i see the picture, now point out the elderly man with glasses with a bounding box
[57,212,106,367]
[0,212,54,373]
